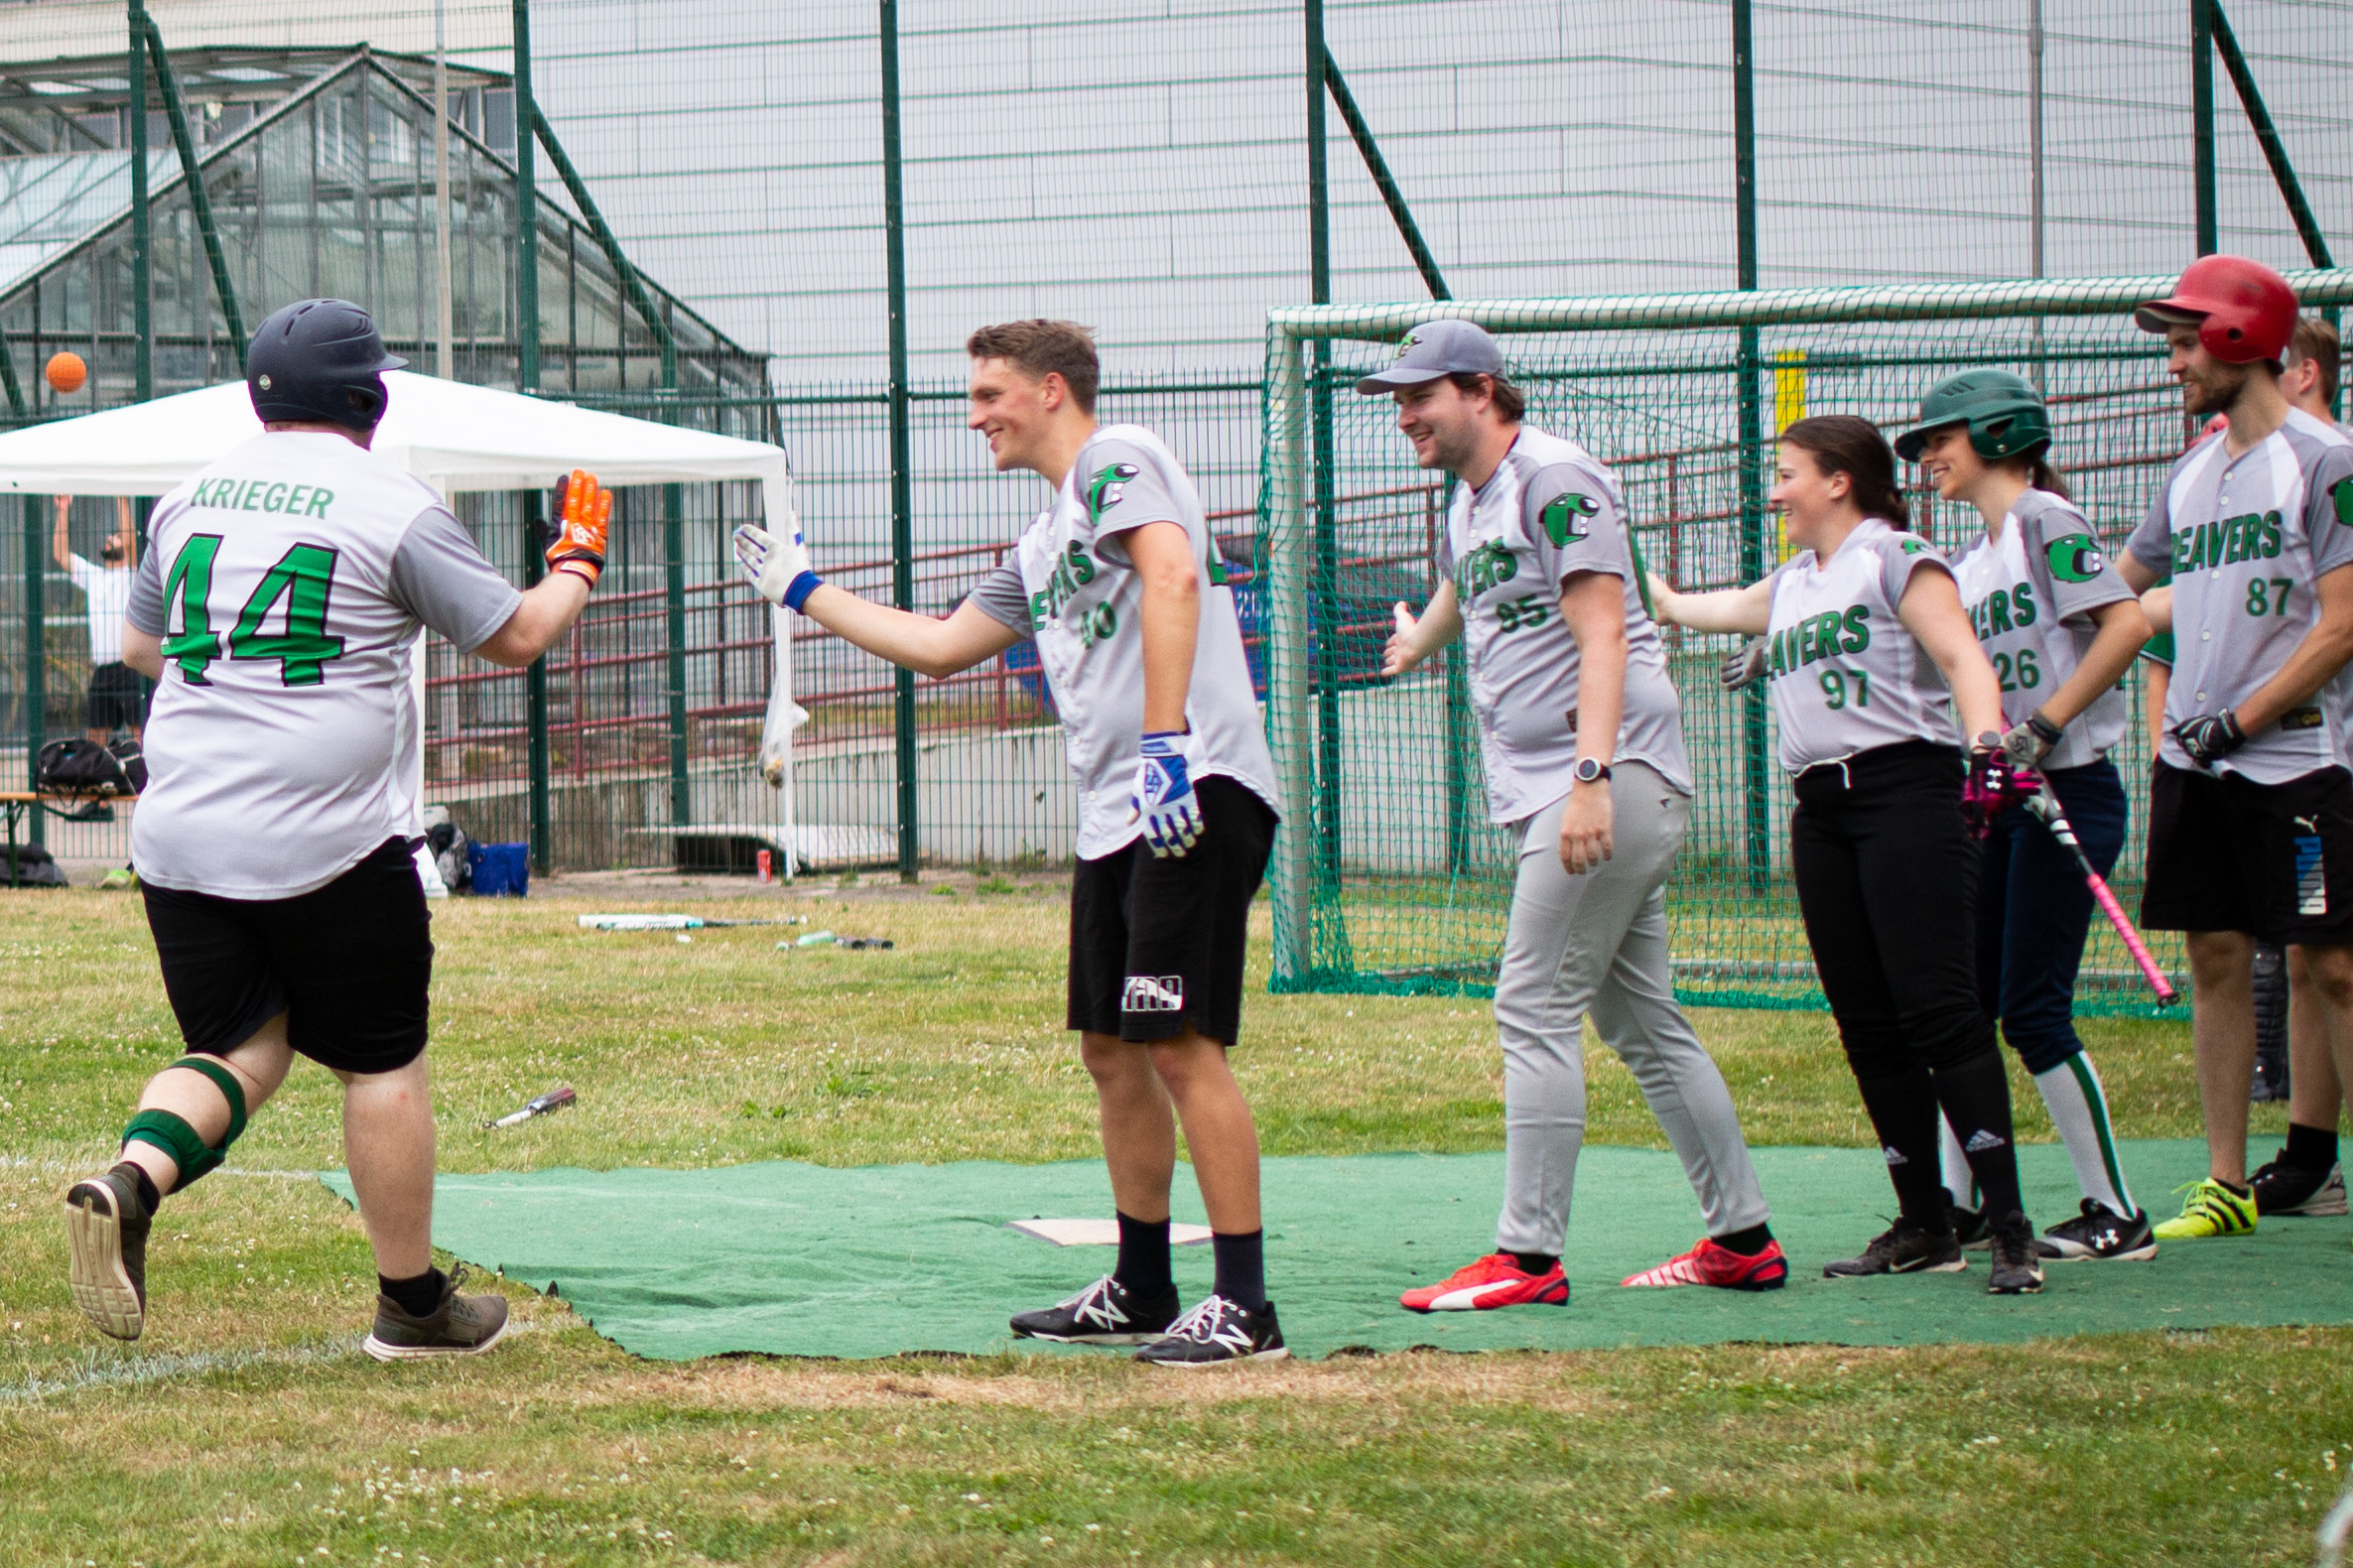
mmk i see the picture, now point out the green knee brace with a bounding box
[120,1056,249,1190]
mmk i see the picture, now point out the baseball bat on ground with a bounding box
[486,1085,576,1128]
[2024,783,2180,1007]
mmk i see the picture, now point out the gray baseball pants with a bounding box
[1493,762,1771,1257]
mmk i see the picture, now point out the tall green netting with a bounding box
[1258,268,2353,1016]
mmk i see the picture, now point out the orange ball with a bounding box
[45,351,85,395]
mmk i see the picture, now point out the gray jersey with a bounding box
[126,431,523,898]
[1765,518,1956,772]
[1434,425,1691,823]
[964,423,1279,858]
[2125,408,2353,784]
[1949,488,2136,770]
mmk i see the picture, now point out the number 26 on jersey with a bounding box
[158,535,347,687]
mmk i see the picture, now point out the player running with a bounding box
[63,299,609,1355]
[1895,370,2157,1261]
[1653,415,2045,1294]
[2116,258,2353,1241]
[732,320,1287,1365]
[1370,322,1783,1309]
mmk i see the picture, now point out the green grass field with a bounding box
[1,876,2343,1567]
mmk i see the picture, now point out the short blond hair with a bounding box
[966,320,1099,413]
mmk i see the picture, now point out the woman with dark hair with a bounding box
[1650,415,2045,1294]
[1896,371,2157,1263]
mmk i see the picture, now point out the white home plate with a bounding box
[1006,1218,1213,1247]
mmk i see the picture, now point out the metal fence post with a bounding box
[1733,0,1770,890]
[22,496,44,849]
[129,2,152,404]
[880,0,918,882]
[1305,0,1343,925]
[2191,0,2216,257]
[663,483,689,830]
[513,0,540,393]
[522,489,551,871]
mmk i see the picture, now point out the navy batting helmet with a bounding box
[246,298,407,432]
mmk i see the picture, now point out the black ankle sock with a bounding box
[111,1161,160,1215]
[379,1267,448,1318]
[2285,1121,2341,1172]
[1210,1230,1266,1312]
[1930,1055,2025,1220]
[1113,1212,1173,1299]
[1711,1224,1774,1257]
[1507,1250,1559,1275]
[1849,1069,1947,1226]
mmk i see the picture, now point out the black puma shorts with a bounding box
[2143,761,2353,945]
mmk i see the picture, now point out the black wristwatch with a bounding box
[1572,757,1613,786]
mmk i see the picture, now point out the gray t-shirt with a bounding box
[1948,487,2136,770]
[1765,519,1956,772]
[126,430,523,899]
[963,422,1280,858]
[1432,425,1691,822]
[2125,408,2353,784]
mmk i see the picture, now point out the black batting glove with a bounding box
[2172,710,2247,766]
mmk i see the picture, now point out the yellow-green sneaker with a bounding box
[2151,1177,2258,1240]
[96,866,137,891]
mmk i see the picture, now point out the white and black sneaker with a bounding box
[1823,1218,1964,1277]
[1009,1274,1179,1345]
[1131,1294,1287,1368]
[2250,1157,2348,1217]
[2034,1199,2156,1261]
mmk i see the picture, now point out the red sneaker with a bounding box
[1399,1252,1569,1313]
[1620,1237,1788,1290]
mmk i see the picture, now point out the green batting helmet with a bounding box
[1893,369,2051,462]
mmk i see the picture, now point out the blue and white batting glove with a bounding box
[733,521,822,611]
[1129,729,1203,857]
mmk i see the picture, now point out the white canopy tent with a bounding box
[0,371,807,883]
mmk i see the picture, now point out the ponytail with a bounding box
[2023,447,2073,501]
[1779,415,1909,530]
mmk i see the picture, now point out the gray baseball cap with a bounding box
[1354,319,1505,394]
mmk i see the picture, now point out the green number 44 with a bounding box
[159,536,347,687]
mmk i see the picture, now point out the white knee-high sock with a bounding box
[2033,1053,2135,1217]
[1938,1113,1976,1210]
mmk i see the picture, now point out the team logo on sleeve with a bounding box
[2332,476,2353,529]
[1896,536,1928,556]
[2044,533,2105,583]
[1085,462,1140,524]
[1538,491,1601,548]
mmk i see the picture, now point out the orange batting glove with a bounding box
[547,468,610,588]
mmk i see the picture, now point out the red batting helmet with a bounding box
[2134,255,2299,364]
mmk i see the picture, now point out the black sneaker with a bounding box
[2250,1156,2349,1217]
[1988,1210,2044,1294]
[65,1165,152,1341]
[362,1266,512,1361]
[1948,1203,1992,1250]
[1822,1219,1964,1277]
[2033,1199,2157,1261]
[1132,1294,1287,1367]
[1009,1274,1179,1346]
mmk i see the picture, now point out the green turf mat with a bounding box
[320,1139,2349,1362]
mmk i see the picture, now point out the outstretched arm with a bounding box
[800,589,1024,680]
[1648,573,1773,636]
[1382,581,1462,676]
[51,494,70,571]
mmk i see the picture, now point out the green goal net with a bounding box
[1256,269,2353,1016]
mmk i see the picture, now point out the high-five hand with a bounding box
[1382,601,1423,678]
[545,469,610,587]
[733,519,819,610]
[1129,729,1204,857]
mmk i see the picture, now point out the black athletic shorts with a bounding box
[2143,760,2353,945]
[85,660,145,732]
[140,837,435,1074]
[1068,775,1276,1046]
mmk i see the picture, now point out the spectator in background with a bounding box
[53,495,144,744]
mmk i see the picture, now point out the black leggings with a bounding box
[1791,741,2024,1227]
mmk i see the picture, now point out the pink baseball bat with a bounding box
[2024,785,2180,1007]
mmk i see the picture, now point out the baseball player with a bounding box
[1895,370,2157,1261]
[62,299,610,1357]
[733,319,1288,1365]
[1655,416,2044,1294]
[2116,258,2353,1241]
[1371,321,1784,1309]
[53,495,144,744]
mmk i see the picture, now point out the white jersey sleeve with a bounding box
[964,560,1030,632]
[386,506,524,653]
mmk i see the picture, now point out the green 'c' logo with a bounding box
[1539,491,1600,548]
[2045,533,2104,583]
[1085,462,1139,524]
[2332,476,2353,529]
